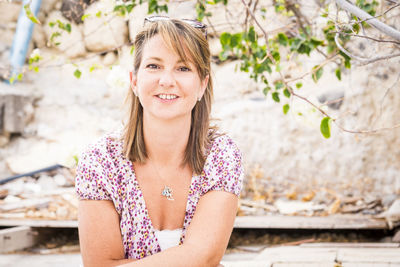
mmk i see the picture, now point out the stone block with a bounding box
[32,25,47,48]
[0,85,36,135]
[0,2,22,23]
[44,11,86,58]
[83,2,128,52]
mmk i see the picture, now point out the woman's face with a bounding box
[130,34,208,122]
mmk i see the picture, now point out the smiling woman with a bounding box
[75,17,244,267]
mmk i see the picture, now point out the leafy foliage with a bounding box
[20,0,383,137]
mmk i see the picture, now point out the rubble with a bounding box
[0,168,78,221]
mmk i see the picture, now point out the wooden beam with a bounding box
[234,215,388,229]
[0,219,78,228]
[0,215,388,230]
[0,226,38,253]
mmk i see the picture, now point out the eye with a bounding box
[179,66,191,72]
[146,64,159,69]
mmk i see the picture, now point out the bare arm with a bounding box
[117,190,238,267]
[78,200,137,267]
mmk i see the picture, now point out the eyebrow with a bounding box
[144,57,188,64]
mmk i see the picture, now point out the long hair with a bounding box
[123,19,216,175]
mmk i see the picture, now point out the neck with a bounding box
[143,113,191,167]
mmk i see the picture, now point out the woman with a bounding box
[76,16,244,267]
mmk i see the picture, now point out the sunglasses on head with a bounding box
[144,15,208,39]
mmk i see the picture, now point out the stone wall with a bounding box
[0,0,399,199]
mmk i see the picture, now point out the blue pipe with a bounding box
[8,0,42,84]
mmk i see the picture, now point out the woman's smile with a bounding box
[131,34,208,121]
[155,93,180,103]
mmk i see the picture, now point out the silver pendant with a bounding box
[162,185,174,201]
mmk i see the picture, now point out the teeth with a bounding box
[158,94,177,100]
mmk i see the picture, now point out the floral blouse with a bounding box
[75,130,244,259]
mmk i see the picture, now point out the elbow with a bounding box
[182,243,225,267]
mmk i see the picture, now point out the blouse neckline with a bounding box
[126,160,198,250]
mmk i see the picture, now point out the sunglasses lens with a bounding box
[144,16,207,39]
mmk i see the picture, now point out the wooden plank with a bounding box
[220,261,270,267]
[0,219,78,228]
[0,198,52,212]
[272,264,336,267]
[301,243,400,248]
[0,214,387,230]
[342,263,393,267]
[234,215,387,229]
[255,247,337,262]
[0,226,38,253]
[337,248,400,263]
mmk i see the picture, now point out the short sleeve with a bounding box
[75,144,113,201]
[201,135,244,197]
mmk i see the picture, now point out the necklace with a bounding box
[150,160,174,201]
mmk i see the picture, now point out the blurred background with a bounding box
[0,0,399,266]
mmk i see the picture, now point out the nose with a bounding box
[159,70,176,88]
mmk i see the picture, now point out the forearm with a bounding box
[116,244,219,267]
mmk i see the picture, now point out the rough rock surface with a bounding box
[83,2,128,52]
[0,2,22,24]
[44,11,86,58]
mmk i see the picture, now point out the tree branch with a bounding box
[330,31,400,45]
[334,30,400,64]
[334,0,400,42]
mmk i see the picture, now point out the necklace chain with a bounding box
[149,159,174,201]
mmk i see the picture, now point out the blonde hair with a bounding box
[123,19,216,175]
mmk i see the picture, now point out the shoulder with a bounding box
[75,130,124,200]
[201,132,244,197]
[79,130,123,164]
[206,132,242,164]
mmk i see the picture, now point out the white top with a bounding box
[154,228,183,251]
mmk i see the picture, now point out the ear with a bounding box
[199,74,209,98]
[129,71,138,96]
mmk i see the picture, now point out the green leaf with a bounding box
[33,66,39,72]
[220,32,231,46]
[277,33,288,46]
[24,4,41,24]
[218,50,229,61]
[230,33,242,48]
[295,82,302,89]
[126,4,135,13]
[248,26,256,43]
[283,104,290,114]
[17,73,23,80]
[50,32,61,44]
[272,51,280,62]
[283,88,291,98]
[310,37,324,48]
[335,68,341,81]
[312,65,323,83]
[263,86,271,96]
[130,45,135,55]
[73,155,79,165]
[89,64,100,72]
[65,23,71,33]
[9,75,16,84]
[49,21,55,27]
[320,117,331,138]
[275,81,284,90]
[272,92,280,102]
[344,59,351,69]
[81,14,90,21]
[96,11,102,17]
[74,69,82,79]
